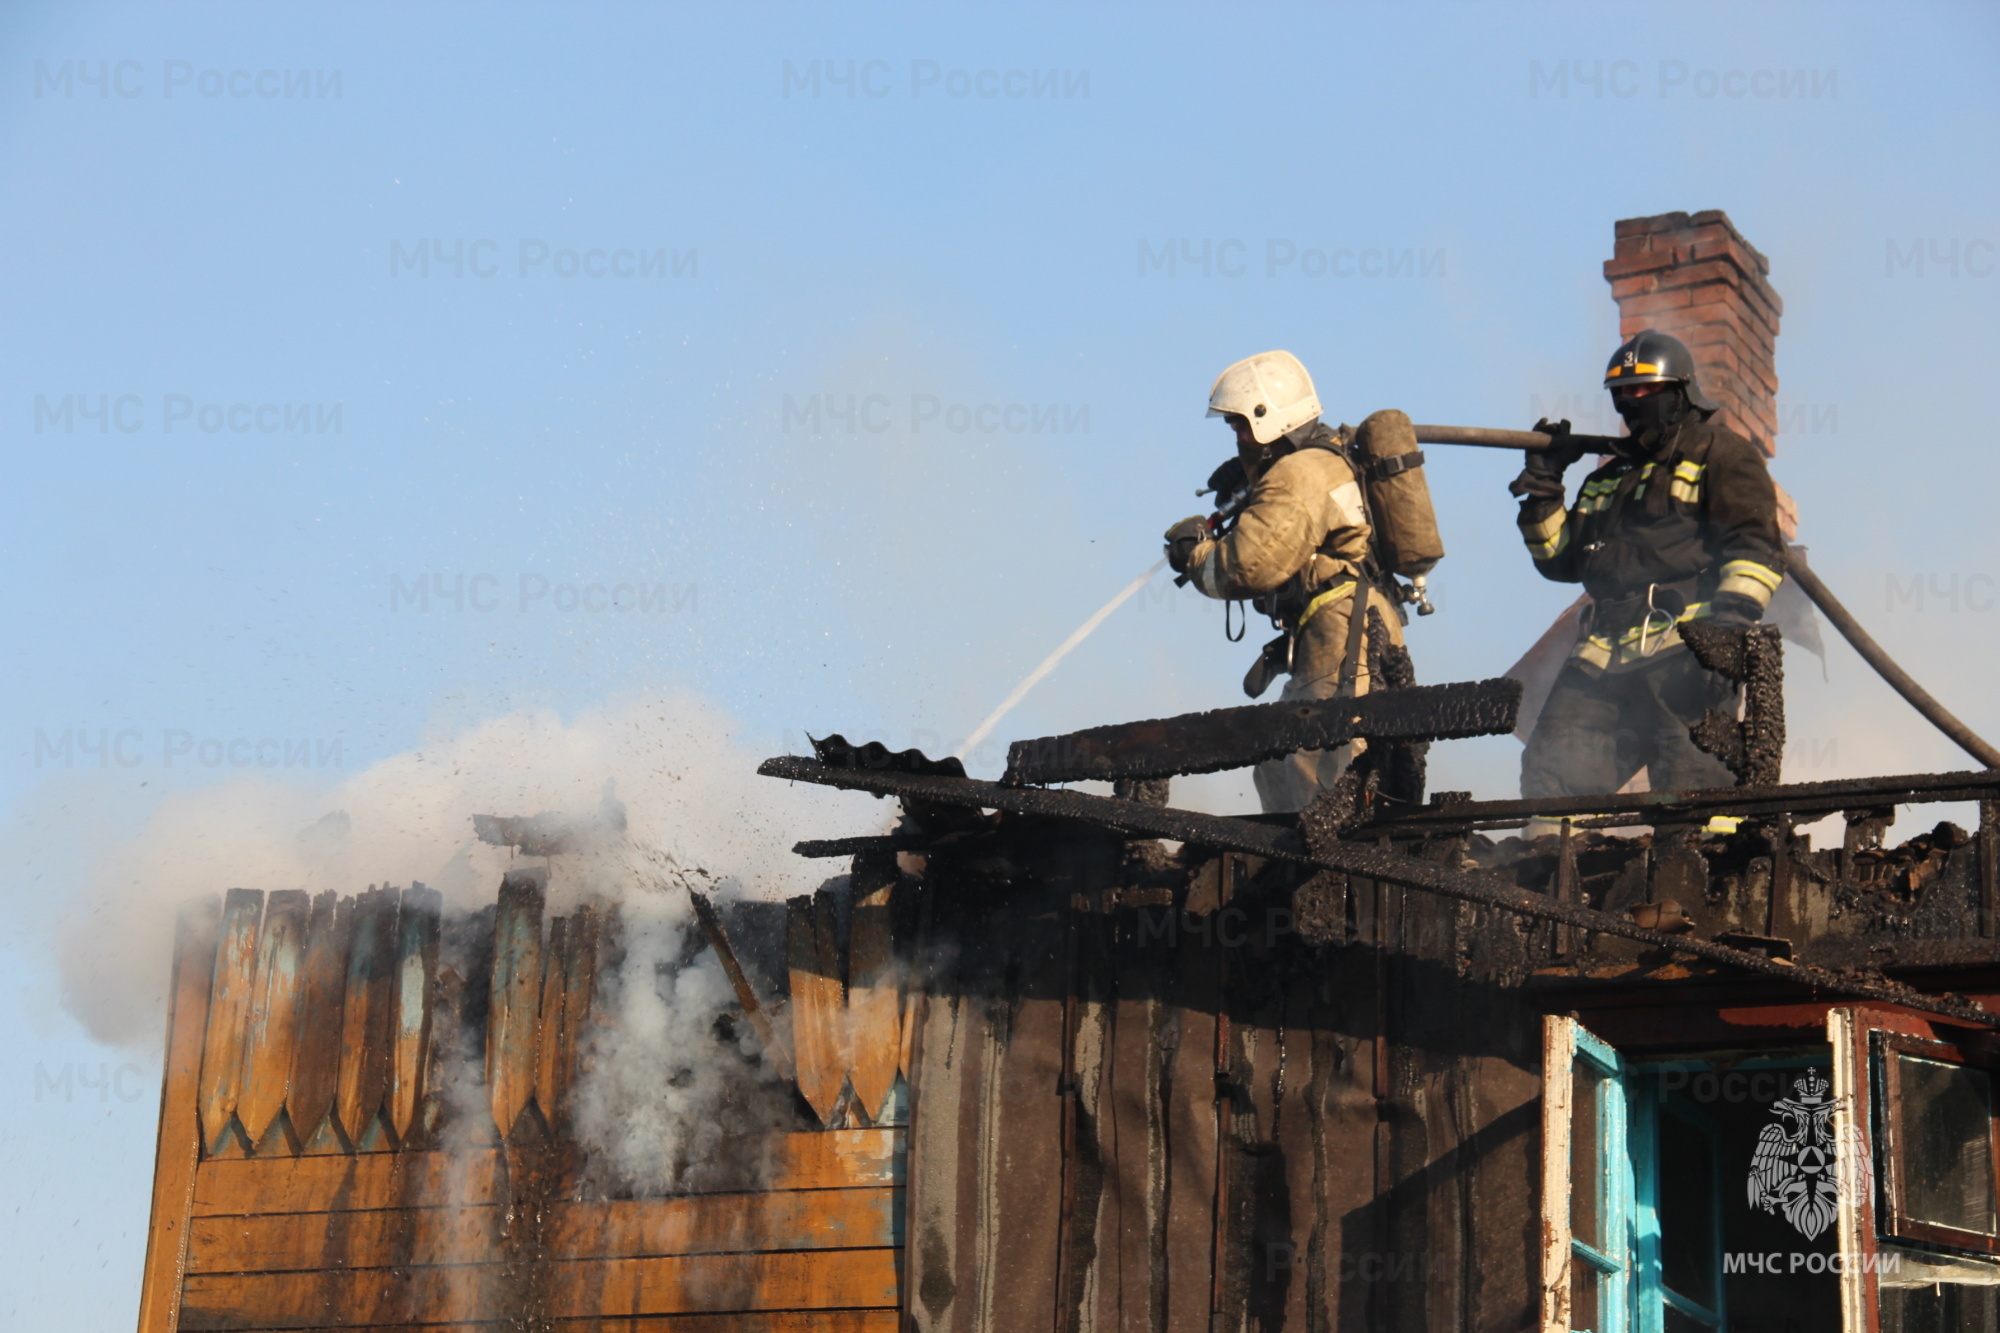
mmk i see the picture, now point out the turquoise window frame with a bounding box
[1572,1026,1632,1333]
[1630,1079,1726,1332]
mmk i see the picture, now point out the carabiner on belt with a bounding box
[1637,582,1676,657]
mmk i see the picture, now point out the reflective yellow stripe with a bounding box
[1606,362,1662,379]
[1519,507,1567,560]
[1296,580,1358,630]
[1720,559,1783,591]
[1577,477,1621,513]
[1718,559,1782,608]
[1669,459,1705,504]
[1576,600,1714,668]
[1527,526,1571,561]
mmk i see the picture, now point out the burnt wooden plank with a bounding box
[847,880,900,1124]
[689,891,791,1084]
[191,1131,904,1216]
[180,1262,503,1328]
[199,888,266,1153]
[552,1248,902,1318]
[184,1252,900,1326]
[137,899,222,1333]
[289,892,352,1152]
[1272,947,1332,1333]
[554,904,602,1134]
[336,888,400,1149]
[552,1316,899,1333]
[1223,877,1299,1333]
[238,890,310,1151]
[390,885,441,1146]
[1057,897,1113,1333]
[902,945,967,1333]
[1002,678,1521,785]
[186,1319,899,1333]
[982,888,1068,1333]
[1091,901,1171,1333]
[488,873,544,1141]
[553,1188,899,1259]
[1322,876,1385,1332]
[189,1204,504,1274]
[788,892,848,1125]
[188,1189,900,1278]
[1466,1053,1540,1333]
[535,914,571,1136]
[1161,891,1221,1333]
[194,1150,504,1217]
[943,881,1007,1333]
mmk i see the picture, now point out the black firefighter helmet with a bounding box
[1603,329,1720,414]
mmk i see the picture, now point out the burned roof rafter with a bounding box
[757,753,2000,1028]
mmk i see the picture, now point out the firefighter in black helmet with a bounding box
[1510,329,1786,807]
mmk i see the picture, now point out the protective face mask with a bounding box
[1613,385,1690,434]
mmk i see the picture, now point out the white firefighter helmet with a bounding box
[1206,350,1322,445]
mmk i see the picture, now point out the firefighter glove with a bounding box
[1709,592,1764,630]
[1508,419,1585,500]
[1164,516,1210,575]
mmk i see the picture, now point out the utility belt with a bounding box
[1244,564,1373,699]
[1576,577,1712,672]
[1261,553,1367,631]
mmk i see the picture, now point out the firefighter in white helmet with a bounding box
[1164,350,1414,813]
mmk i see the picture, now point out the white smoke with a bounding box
[568,889,794,1195]
[32,691,858,1050]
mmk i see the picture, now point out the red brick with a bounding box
[1647,258,1745,293]
[1675,320,1761,355]
[1693,341,1743,377]
[1682,301,1776,356]
[1689,219,1771,276]
[1609,273,1659,299]
[1619,287,1694,317]
[1650,317,1767,364]
[1616,211,1697,239]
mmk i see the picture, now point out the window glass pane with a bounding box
[1663,1304,1715,1333]
[1896,1053,1998,1236]
[1879,1281,2000,1333]
[1569,1251,1600,1332]
[1658,1109,1718,1308]
[1572,1057,1604,1250]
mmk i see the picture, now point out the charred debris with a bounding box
[767,624,2000,1029]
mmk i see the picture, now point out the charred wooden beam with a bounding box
[688,889,793,1082]
[793,835,921,859]
[758,755,1999,1028]
[1001,677,1521,786]
[1683,622,1786,786]
[1361,766,2000,834]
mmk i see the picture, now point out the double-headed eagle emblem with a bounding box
[1746,1069,1868,1241]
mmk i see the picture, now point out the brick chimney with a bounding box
[1603,210,1783,458]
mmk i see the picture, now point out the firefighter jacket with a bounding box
[1516,417,1785,672]
[1184,423,1399,687]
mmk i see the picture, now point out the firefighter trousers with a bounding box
[1520,647,1737,799]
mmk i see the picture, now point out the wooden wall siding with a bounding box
[144,872,910,1333]
[783,882,911,1129]
[168,874,607,1169]
[291,893,354,1153]
[903,840,1545,1333]
[136,901,221,1333]
[177,1130,904,1331]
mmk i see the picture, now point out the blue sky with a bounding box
[2,2,1996,1323]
